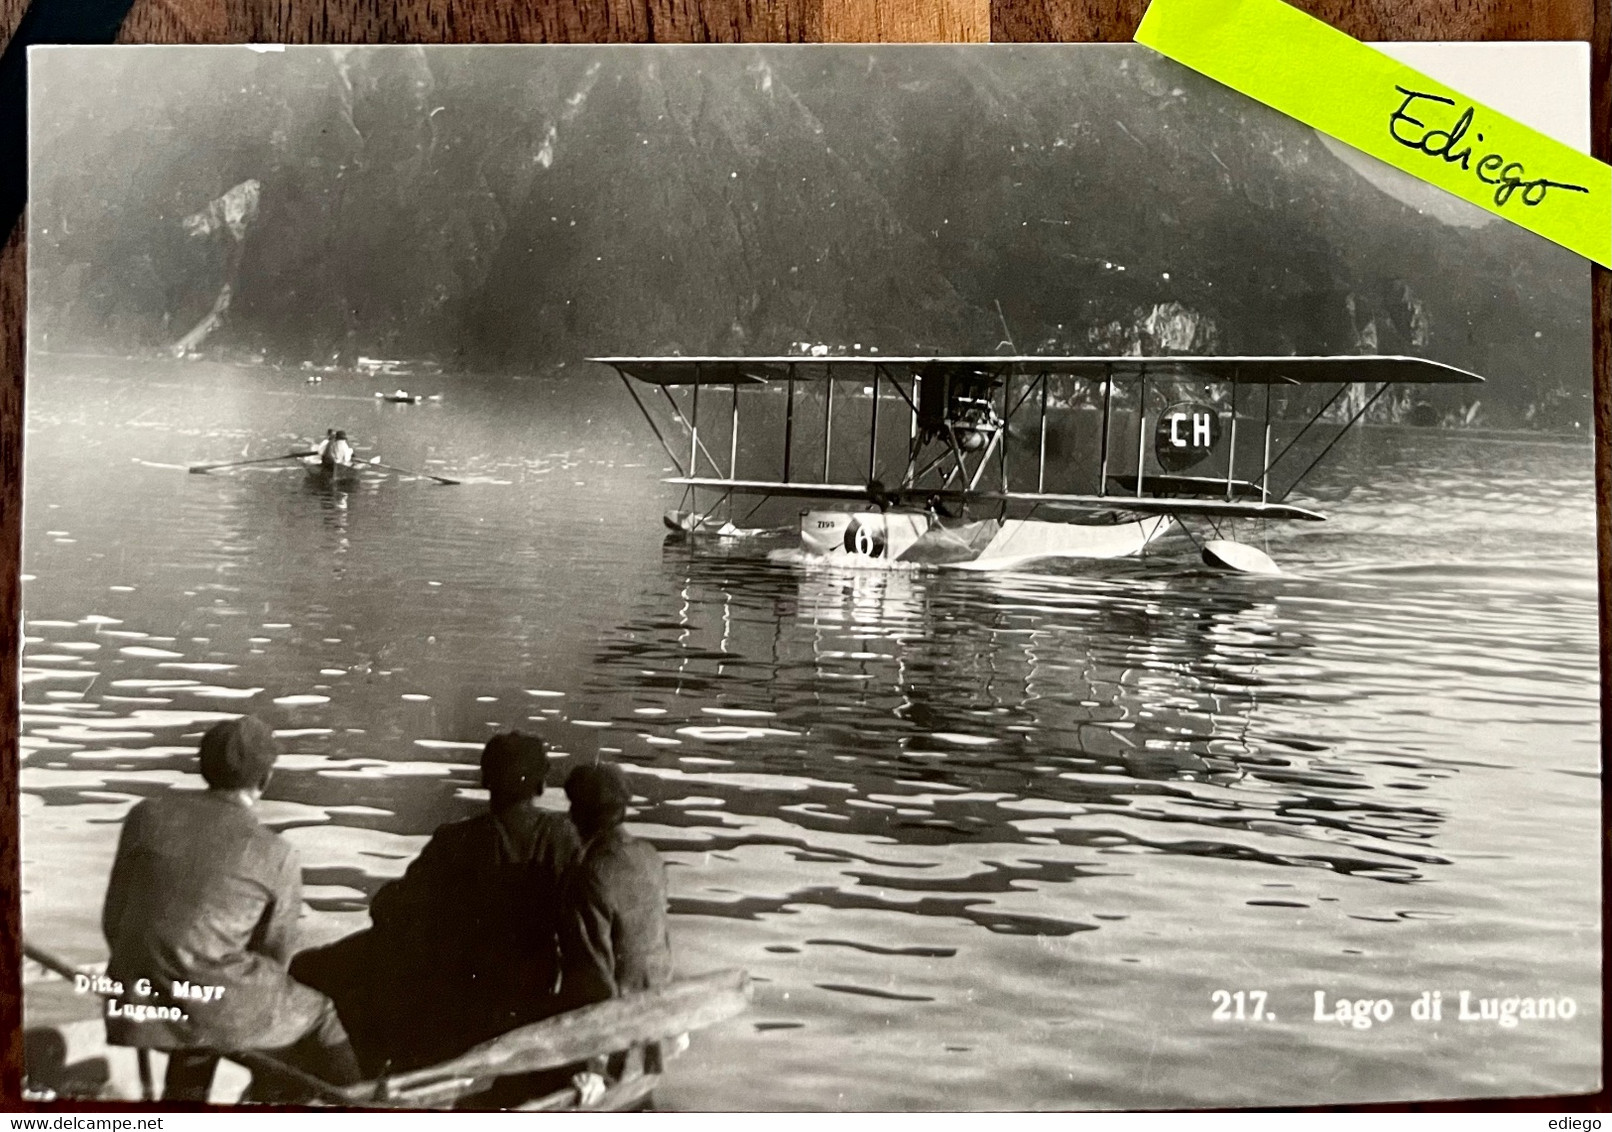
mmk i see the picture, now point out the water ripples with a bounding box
[19,362,1600,1108]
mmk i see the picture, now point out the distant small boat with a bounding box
[375,389,444,405]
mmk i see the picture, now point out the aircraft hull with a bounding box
[799,509,1174,569]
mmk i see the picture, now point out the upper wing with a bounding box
[596,355,1484,386]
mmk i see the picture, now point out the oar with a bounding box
[189,450,317,475]
[366,460,461,486]
[381,968,751,1096]
[21,939,356,1106]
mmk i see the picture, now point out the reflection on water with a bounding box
[606,556,1452,901]
[19,358,1601,1109]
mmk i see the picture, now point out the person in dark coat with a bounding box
[558,763,673,1010]
[293,731,580,1074]
[101,716,361,1101]
[556,763,674,1106]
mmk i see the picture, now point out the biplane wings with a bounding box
[594,352,1484,569]
[595,355,1484,386]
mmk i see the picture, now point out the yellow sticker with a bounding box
[1135,0,1611,267]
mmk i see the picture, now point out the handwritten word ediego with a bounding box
[1388,88,1590,208]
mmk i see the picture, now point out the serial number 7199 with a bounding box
[1211,990,1273,1022]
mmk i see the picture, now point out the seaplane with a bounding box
[592,355,1483,574]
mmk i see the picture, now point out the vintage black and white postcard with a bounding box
[17,43,1598,1110]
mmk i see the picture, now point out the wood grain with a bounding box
[1,0,1607,1114]
[0,2,24,48]
[819,0,988,41]
[994,0,1595,42]
[222,0,808,42]
[113,0,226,43]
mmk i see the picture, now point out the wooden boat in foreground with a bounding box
[23,940,751,1111]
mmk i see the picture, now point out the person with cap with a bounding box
[556,762,675,1106]
[294,730,580,1074]
[100,716,361,1102]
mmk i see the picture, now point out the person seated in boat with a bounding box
[312,428,335,461]
[556,762,675,1106]
[320,430,355,470]
[292,731,580,1075]
[100,716,362,1102]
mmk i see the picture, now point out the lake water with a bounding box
[18,356,1601,1109]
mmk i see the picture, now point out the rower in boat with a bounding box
[322,430,355,470]
[304,430,362,488]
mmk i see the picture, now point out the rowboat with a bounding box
[302,459,365,489]
[22,940,750,1111]
[376,389,425,404]
[187,453,458,486]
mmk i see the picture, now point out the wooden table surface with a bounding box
[0,0,1606,1111]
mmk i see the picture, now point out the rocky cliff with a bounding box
[27,45,1590,427]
